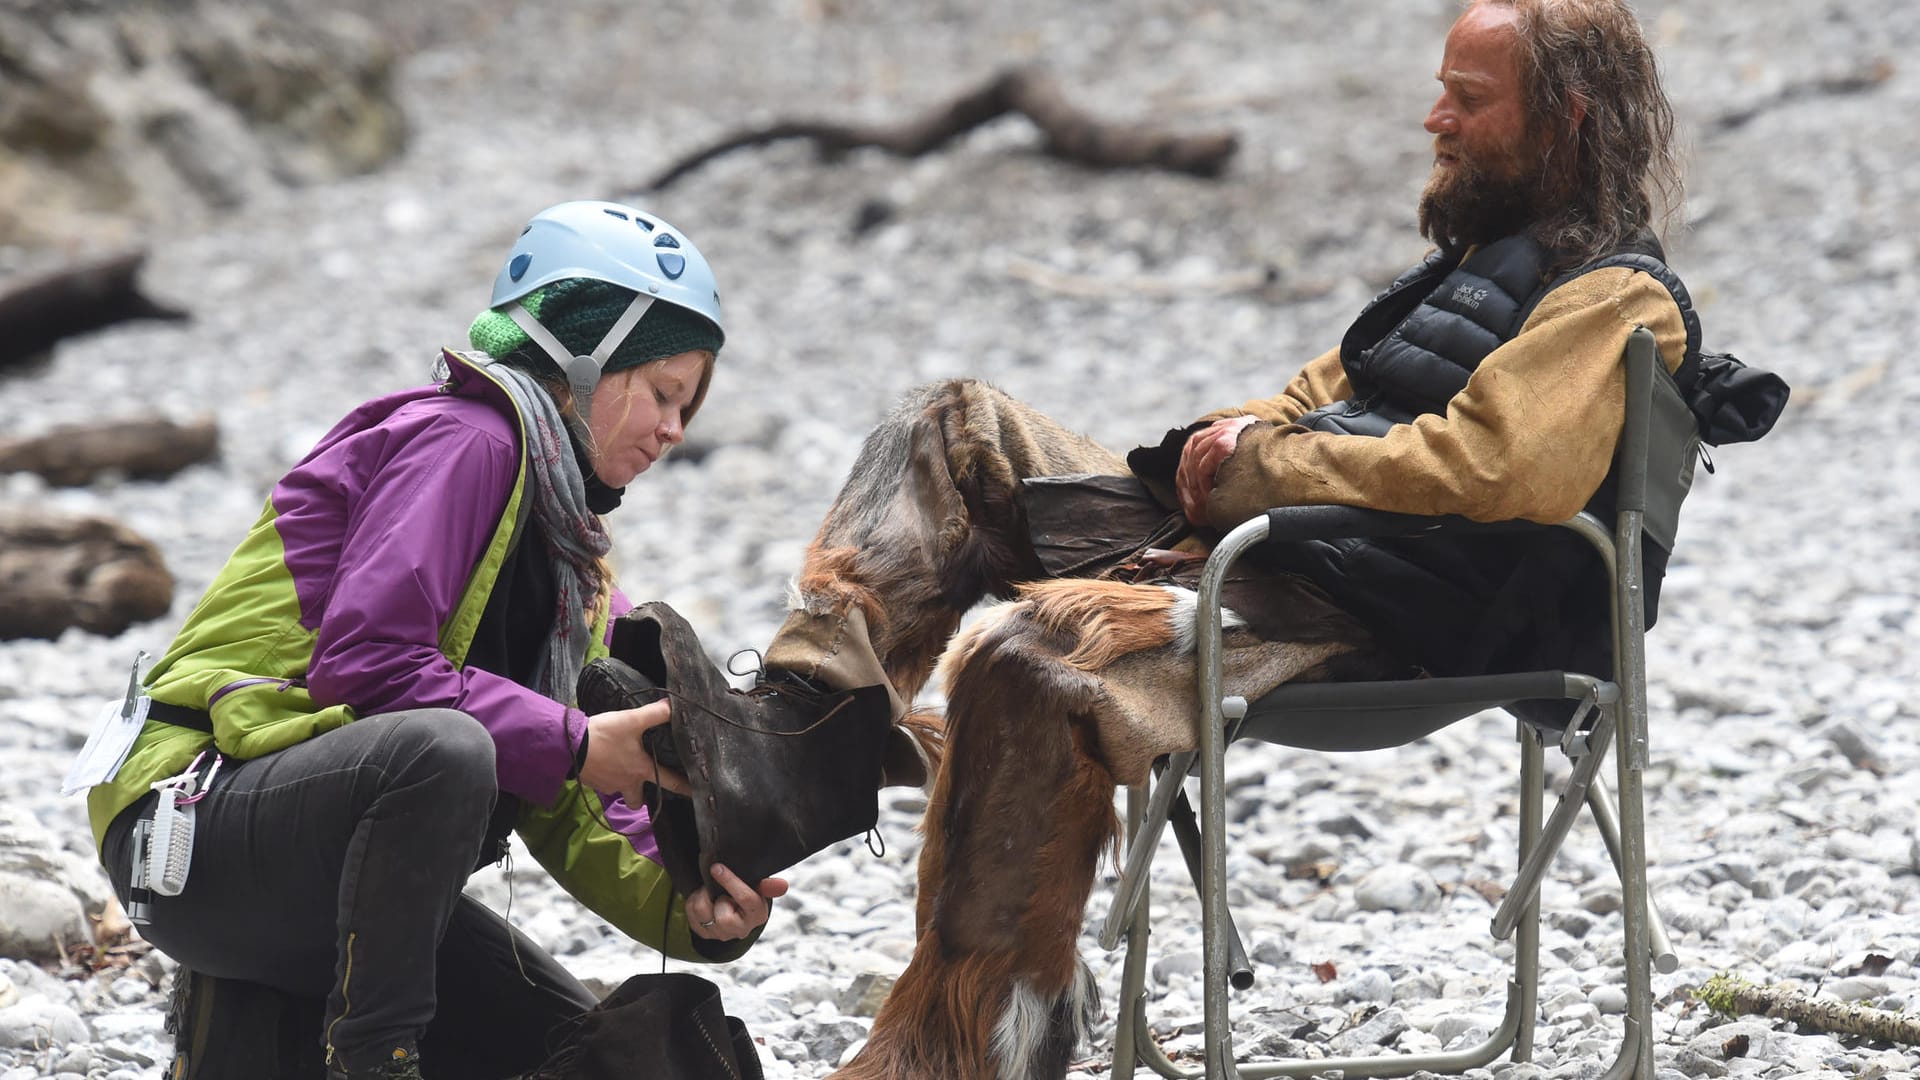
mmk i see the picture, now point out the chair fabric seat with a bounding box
[1242,670,1579,752]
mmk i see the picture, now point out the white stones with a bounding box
[1821,976,1891,1003]
[1334,968,1393,1005]
[1151,951,1203,984]
[1352,863,1442,914]
[0,876,90,965]
[0,999,90,1049]
[0,804,119,964]
[835,972,894,1018]
[1588,984,1628,1015]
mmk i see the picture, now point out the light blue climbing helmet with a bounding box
[487,200,724,429]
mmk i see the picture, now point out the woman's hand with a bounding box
[579,700,690,804]
[687,864,789,941]
[1175,416,1259,525]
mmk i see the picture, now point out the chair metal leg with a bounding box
[1103,750,1198,950]
[1199,701,1240,1080]
[1612,521,1657,1080]
[1513,721,1546,1063]
[1113,785,1152,1080]
[1596,1019,1644,1080]
[1585,774,1678,974]
[1198,522,1268,1080]
[1169,792,1254,990]
[1133,995,1203,1079]
[1490,705,1619,941]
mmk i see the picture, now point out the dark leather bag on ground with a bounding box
[530,972,763,1080]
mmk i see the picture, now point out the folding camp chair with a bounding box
[1100,327,1690,1080]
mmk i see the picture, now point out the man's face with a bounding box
[1418,3,1540,248]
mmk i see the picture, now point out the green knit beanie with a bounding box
[469,278,724,374]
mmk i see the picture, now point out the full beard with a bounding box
[1418,153,1545,252]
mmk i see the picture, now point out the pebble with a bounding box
[1352,863,1442,914]
[3,1,1919,1078]
[1588,985,1628,1015]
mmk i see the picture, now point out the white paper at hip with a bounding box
[62,653,154,796]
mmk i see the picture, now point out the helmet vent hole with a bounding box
[654,233,680,249]
[602,208,629,220]
[508,253,533,282]
[635,217,654,230]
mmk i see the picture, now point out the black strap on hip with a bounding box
[147,700,214,734]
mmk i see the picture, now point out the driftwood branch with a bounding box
[0,416,220,487]
[646,67,1238,190]
[0,508,173,640]
[0,252,189,372]
[1698,973,1920,1044]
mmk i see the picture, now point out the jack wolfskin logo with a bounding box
[1451,283,1490,310]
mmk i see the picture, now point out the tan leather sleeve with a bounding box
[1196,347,1351,426]
[1205,267,1689,527]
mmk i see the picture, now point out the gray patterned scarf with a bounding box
[468,354,611,705]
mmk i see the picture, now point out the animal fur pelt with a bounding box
[832,594,1119,1080]
[832,579,1369,1080]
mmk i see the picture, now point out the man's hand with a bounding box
[687,863,788,941]
[1176,416,1259,525]
[580,700,690,804]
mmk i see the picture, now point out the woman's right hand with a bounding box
[579,700,691,804]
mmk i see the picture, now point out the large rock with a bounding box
[0,0,406,248]
[0,997,92,1049]
[0,873,90,965]
[0,805,119,962]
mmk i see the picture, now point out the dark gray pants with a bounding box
[103,710,597,1077]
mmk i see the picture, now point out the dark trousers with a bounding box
[103,710,598,1077]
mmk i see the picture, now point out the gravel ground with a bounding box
[2,1,1917,1077]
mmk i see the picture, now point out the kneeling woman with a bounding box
[86,202,784,1080]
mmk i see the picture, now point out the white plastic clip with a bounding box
[144,750,217,898]
[146,785,195,897]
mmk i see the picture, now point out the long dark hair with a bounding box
[1486,0,1683,266]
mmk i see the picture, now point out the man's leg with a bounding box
[837,576,1386,1080]
[763,378,1128,783]
[102,710,498,1074]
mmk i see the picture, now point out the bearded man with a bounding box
[611,1,1701,1077]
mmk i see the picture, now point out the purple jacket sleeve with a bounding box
[293,398,584,804]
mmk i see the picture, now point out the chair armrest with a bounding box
[1261,504,1547,544]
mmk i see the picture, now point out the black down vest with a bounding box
[1261,232,1699,695]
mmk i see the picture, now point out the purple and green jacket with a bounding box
[88,350,741,962]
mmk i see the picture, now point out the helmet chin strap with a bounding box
[505,293,656,439]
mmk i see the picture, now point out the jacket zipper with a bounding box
[207,677,307,709]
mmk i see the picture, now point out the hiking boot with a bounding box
[327,1046,424,1080]
[582,601,892,898]
[166,967,327,1079]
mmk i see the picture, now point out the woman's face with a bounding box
[586,350,710,487]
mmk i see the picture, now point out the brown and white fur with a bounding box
[832,580,1360,1080]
